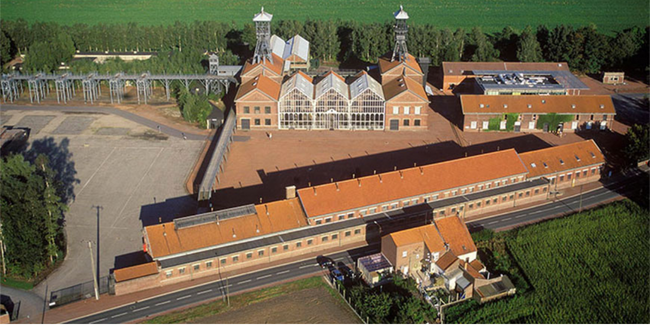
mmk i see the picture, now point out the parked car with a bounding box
[317,255,334,268]
[330,268,345,282]
[338,263,354,278]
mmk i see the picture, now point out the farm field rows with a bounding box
[2,0,648,33]
[447,200,650,323]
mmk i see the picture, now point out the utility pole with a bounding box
[88,241,99,300]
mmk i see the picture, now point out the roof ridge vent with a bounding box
[399,171,403,179]
[527,104,532,108]
[265,204,269,215]
[419,166,423,175]
[543,162,548,168]
[572,104,576,109]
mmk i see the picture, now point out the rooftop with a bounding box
[442,61,570,76]
[474,70,588,91]
[113,262,158,282]
[518,140,605,179]
[315,71,348,99]
[387,216,477,256]
[145,198,308,259]
[253,7,273,22]
[358,253,393,272]
[297,149,528,218]
[378,53,423,75]
[241,53,285,77]
[280,70,314,99]
[235,74,282,101]
[382,75,428,102]
[349,71,385,101]
[461,95,616,114]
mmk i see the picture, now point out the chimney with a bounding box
[313,187,317,196]
[419,167,423,175]
[285,185,296,199]
[399,171,403,179]
[464,261,468,271]
[417,57,431,89]
[335,182,340,191]
[358,179,362,187]
[259,197,263,203]
[379,175,382,183]
[265,204,269,215]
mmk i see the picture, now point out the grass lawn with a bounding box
[0,276,34,290]
[446,200,650,323]
[142,276,356,324]
[1,0,648,33]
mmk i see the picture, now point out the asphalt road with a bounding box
[467,175,646,231]
[65,247,378,324]
[2,104,210,140]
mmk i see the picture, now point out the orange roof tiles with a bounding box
[383,75,428,102]
[518,140,605,179]
[460,259,485,279]
[461,95,616,115]
[241,53,285,77]
[435,216,477,257]
[443,61,569,76]
[145,198,308,259]
[389,224,445,252]
[378,53,423,75]
[435,251,459,271]
[113,262,158,282]
[235,74,281,101]
[297,149,528,218]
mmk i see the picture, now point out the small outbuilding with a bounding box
[602,72,624,85]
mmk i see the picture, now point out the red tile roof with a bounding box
[241,53,284,76]
[518,140,605,179]
[297,149,528,218]
[387,216,476,259]
[461,95,616,115]
[378,53,423,75]
[145,198,308,259]
[435,216,477,257]
[383,75,428,102]
[235,74,281,101]
[113,262,158,282]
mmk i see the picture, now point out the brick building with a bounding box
[234,74,281,130]
[111,140,605,294]
[460,95,616,132]
[383,76,429,130]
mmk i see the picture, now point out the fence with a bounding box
[324,275,368,324]
[49,275,112,308]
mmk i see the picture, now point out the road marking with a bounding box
[503,218,512,221]
[76,147,117,197]
[238,279,252,284]
[177,295,192,300]
[89,318,107,324]
[111,312,128,318]
[299,264,314,269]
[276,270,290,275]
[155,301,171,306]
[133,306,150,312]
[334,257,345,261]
[197,289,212,295]
[488,221,498,225]
[514,215,524,219]
[257,274,272,280]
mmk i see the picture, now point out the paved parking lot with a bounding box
[3,110,204,296]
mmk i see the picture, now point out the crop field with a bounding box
[447,200,650,323]
[2,0,648,33]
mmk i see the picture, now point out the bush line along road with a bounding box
[2,0,648,32]
[65,173,644,324]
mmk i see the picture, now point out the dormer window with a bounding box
[503,104,508,108]
[543,162,548,168]
[599,104,605,109]
[575,155,581,162]
[531,163,537,168]
[527,104,532,109]
[559,159,564,165]
[572,104,576,109]
[541,99,546,104]
[590,152,596,158]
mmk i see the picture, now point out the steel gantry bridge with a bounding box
[1,71,239,104]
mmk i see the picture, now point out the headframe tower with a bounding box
[253,7,274,64]
[391,5,410,62]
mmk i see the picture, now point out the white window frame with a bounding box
[402,251,408,258]
[393,106,399,114]
[414,106,421,115]
[404,106,410,115]
[165,270,173,278]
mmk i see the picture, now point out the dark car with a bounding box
[317,255,334,268]
[338,265,355,278]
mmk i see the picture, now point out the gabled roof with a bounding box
[387,216,476,258]
[383,76,428,102]
[435,216,477,257]
[270,35,286,58]
[461,95,616,114]
[297,149,528,218]
[518,140,605,179]
[241,53,285,77]
[113,262,159,282]
[235,74,281,101]
[378,53,423,75]
[145,198,308,259]
[435,251,460,272]
[284,35,310,62]
[315,71,348,100]
[280,71,314,100]
[349,71,384,101]
[443,61,570,76]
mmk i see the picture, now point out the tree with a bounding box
[467,27,499,62]
[0,30,14,67]
[517,25,543,62]
[1,154,67,278]
[495,26,519,61]
[623,124,650,167]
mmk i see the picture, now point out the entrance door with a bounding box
[241,119,250,130]
[514,121,521,133]
[543,123,549,132]
[390,119,399,131]
[328,114,336,130]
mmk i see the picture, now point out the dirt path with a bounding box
[190,286,361,324]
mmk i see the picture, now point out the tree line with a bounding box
[1,19,647,78]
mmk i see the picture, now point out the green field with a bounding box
[447,200,650,323]
[1,0,647,33]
